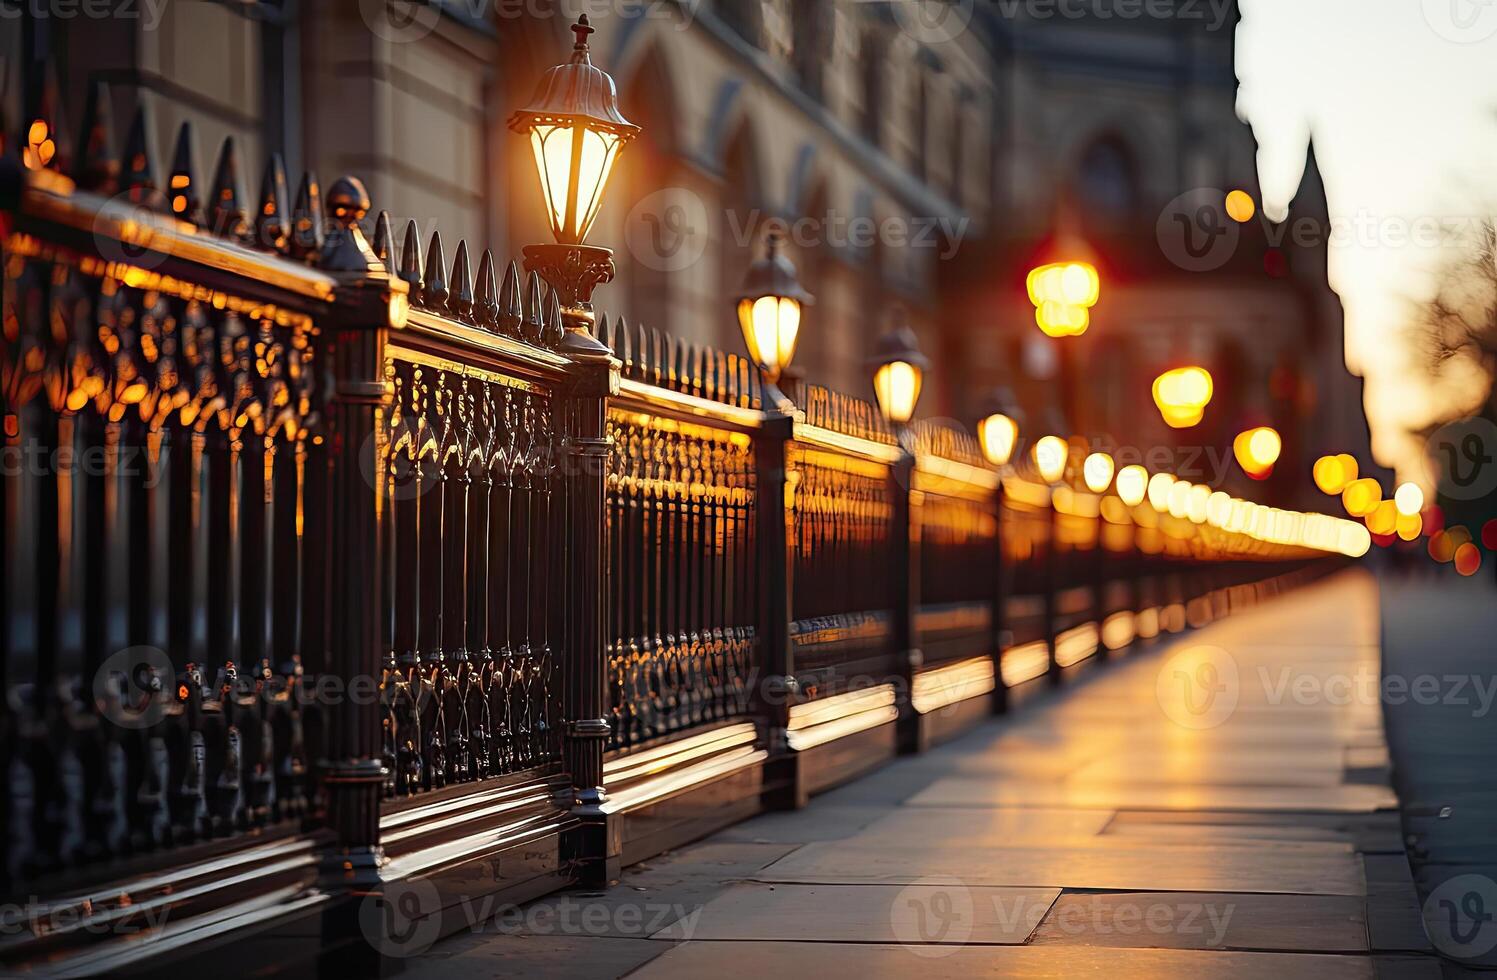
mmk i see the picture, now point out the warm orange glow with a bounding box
[1225,190,1256,223]
[872,360,922,424]
[23,119,55,170]
[1341,478,1382,517]
[1083,452,1115,493]
[1366,499,1398,536]
[526,122,624,245]
[1396,511,1423,542]
[1455,542,1482,577]
[1147,472,1175,511]
[1393,482,1424,517]
[1033,436,1068,484]
[1027,262,1099,338]
[1152,367,1214,428]
[978,413,1019,467]
[737,296,801,382]
[1116,465,1148,507]
[1234,426,1281,479]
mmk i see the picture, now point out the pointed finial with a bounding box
[571,14,595,56]
[208,136,248,239]
[318,175,376,272]
[522,270,544,344]
[289,171,324,260]
[498,260,522,336]
[450,240,474,322]
[399,219,424,293]
[596,311,612,352]
[636,320,650,382]
[371,210,395,272]
[254,153,290,253]
[423,231,449,311]
[475,250,499,330]
[615,315,632,370]
[167,120,203,224]
[542,288,564,348]
[76,80,118,193]
[121,104,161,209]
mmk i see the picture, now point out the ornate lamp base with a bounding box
[522,243,615,357]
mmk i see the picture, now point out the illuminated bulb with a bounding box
[1147,472,1175,512]
[1115,465,1148,507]
[1033,436,1068,484]
[1083,452,1115,494]
[1394,482,1424,517]
[978,413,1019,467]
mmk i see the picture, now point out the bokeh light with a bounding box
[1225,189,1256,223]
[1393,482,1424,517]
[1116,465,1148,507]
[1033,435,1068,484]
[1083,452,1115,494]
[1455,542,1482,577]
[1028,262,1099,338]
[1484,519,1497,551]
[1341,478,1382,517]
[1147,472,1175,511]
[1152,367,1214,429]
[1396,511,1423,542]
[1234,426,1281,479]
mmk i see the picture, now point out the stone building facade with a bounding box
[4,0,1373,503]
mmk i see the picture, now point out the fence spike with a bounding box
[636,320,650,382]
[289,171,324,260]
[76,79,118,193]
[254,153,290,254]
[121,103,162,210]
[498,261,522,336]
[597,311,613,354]
[522,270,544,344]
[398,219,424,294]
[541,287,564,348]
[209,136,248,239]
[371,210,395,272]
[167,120,203,225]
[475,249,499,330]
[451,239,474,322]
[423,231,449,311]
[711,350,726,403]
[612,315,631,374]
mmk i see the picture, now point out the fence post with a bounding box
[1045,498,1061,684]
[990,480,1009,714]
[312,178,403,964]
[892,449,923,754]
[756,413,800,809]
[556,332,620,887]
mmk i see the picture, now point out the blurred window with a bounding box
[719,0,765,48]
[1075,137,1139,230]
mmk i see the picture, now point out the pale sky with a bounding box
[1234,0,1497,485]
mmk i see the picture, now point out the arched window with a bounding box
[1075,137,1139,233]
[719,0,764,48]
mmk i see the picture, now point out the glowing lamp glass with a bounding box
[1033,436,1068,484]
[872,360,923,425]
[1115,465,1148,507]
[526,122,624,246]
[978,413,1020,467]
[1083,453,1115,494]
[737,296,801,382]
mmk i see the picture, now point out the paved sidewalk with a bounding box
[407,570,1440,979]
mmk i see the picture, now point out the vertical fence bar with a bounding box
[891,451,921,753]
[990,480,1009,714]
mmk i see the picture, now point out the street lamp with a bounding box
[736,231,813,412]
[1033,436,1068,485]
[976,388,1023,467]
[870,315,929,432]
[1083,452,1115,494]
[510,15,640,354]
[1116,465,1148,507]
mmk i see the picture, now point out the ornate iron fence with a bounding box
[0,96,1350,976]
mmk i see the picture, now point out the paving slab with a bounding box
[630,940,1379,979]
[757,840,1366,895]
[1029,891,1368,952]
[904,778,1398,812]
[651,882,1061,944]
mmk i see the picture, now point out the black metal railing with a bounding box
[0,94,1348,975]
